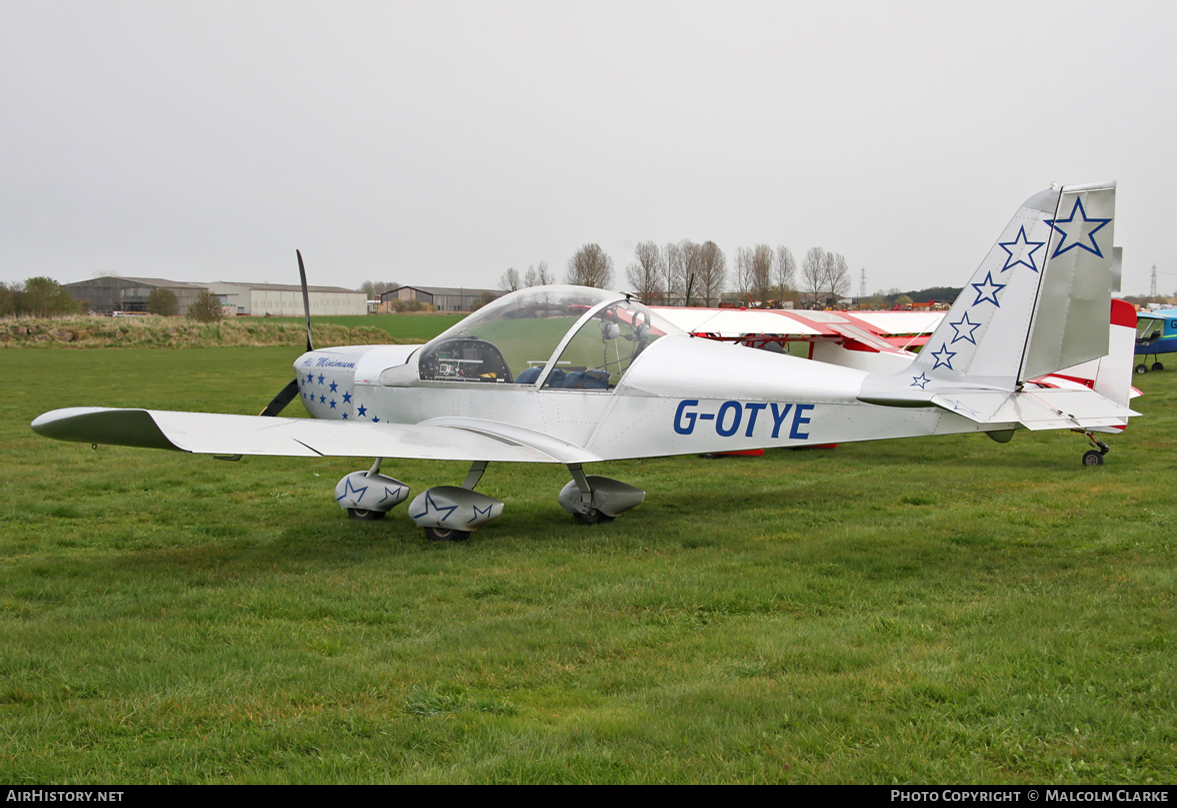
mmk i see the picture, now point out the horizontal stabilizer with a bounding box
[31,408,600,464]
[931,389,1137,431]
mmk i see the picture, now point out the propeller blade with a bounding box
[297,249,313,353]
[260,378,301,417]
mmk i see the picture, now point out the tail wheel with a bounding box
[348,508,386,521]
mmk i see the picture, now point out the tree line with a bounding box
[493,242,853,308]
[561,242,851,307]
[0,278,81,317]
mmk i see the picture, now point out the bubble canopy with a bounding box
[415,286,682,389]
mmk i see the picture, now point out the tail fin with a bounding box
[861,182,1117,405]
[1033,298,1138,409]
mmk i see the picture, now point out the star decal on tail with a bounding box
[970,272,1006,307]
[930,344,956,371]
[1045,197,1112,258]
[998,226,1045,272]
[948,312,982,345]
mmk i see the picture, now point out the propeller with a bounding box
[259,249,315,417]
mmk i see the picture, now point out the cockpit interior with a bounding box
[413,286,680,390]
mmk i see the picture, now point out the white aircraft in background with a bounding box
[33,181,1139,541]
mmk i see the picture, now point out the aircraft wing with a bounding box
[30,407,600,464]
[653,307,941,353]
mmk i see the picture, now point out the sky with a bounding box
[3,0,1175,296]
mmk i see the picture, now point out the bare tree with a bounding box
[668,239,701,306]
[565,244,614,288]
[801,247,826,307]
[696,241,726,307]
[802,248,851,307]
[733,247,755,299]
[359,280,400,298]
[524,261,555,287]
[661,242,680,305]
[825,253,851,303]
[625,241,664,304]
[499,267,521,292]
[750,244,773,305]
[774,245,796,298]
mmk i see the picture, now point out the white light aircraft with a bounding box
[32,182,1139,541]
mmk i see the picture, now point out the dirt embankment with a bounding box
[1,316,402,348]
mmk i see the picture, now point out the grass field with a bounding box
[2,347,1174,784]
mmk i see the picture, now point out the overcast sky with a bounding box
[3,0,1174,296]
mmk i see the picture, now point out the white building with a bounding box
[207,282,367,316]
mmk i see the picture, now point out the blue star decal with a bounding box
[305,373,314,384]
[335,476,368,504]
[342,412,348,420]
[949,312,983,345]
[357,405,367,417]
[930,344,956,371]
[329,381,338,393]
[1045,197,1111,258]
[408,490,458,523]
[971,271,1006,307]
[371,416,379,423]
[468,503,495,524]
[998,225,1045,273]
[319,395,326,404]
[950,399,978,417]
[342,392,351,403]
[329,399,336,409]
[378,485,404,504]
[317,374,325,385]
[911,372,931,389]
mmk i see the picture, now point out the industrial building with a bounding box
[64,277,210,316]
[381,285,500,312]
[206,282,367,316]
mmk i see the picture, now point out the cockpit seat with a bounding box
[514,367,542,384]
[554,369,610,389]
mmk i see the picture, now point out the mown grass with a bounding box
[1,347,1174,783]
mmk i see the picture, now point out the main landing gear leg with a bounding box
[567,464,613,525]
[408,461,504,542]
[335,458,411,520]
[462,461,488,491]
[1076,430,1111,467]
[558,464,646,525]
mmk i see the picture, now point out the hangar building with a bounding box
[381,285,500,312]
[64,277,210,316]
[207,282,367,316]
